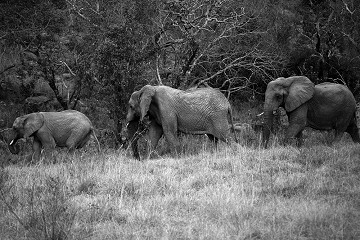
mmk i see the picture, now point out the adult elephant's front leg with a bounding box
[31,138,42,162]
[162,121,180,156]
[36,132,56,162]
[124,120,142,160]
[285,105,307,146]
[146,120,163,158]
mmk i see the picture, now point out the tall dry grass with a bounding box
[1,113,360,239]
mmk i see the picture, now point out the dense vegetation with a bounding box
[1,0,360,144]
[1,1,360,239]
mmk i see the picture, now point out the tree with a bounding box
[283,0,360,95]
[68,0,161,145]
[0,0,81,108]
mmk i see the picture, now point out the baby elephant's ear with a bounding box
[23,113,44,138]
[285,76,315,112]
[139,85,155,121]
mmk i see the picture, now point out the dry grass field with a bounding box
[1,122,360,240]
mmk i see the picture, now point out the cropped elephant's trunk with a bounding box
[123,120,141,160]
[262,108,274,148]
[8,137,20,154]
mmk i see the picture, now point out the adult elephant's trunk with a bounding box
[262,107,274,148]
[8,137,20,154]
[122,120,141,160]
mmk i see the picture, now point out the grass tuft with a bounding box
[1,117,360,239]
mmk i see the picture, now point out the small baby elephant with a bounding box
[9,110,100,161]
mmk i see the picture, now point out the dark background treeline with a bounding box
[1,0,359,147]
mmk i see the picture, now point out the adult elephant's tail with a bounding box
[347,112,360,143]
[228,107,239,143]
[91,128,101,152]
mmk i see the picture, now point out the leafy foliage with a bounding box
[1,0,360,146]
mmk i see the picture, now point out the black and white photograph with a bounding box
[0,0,359,239]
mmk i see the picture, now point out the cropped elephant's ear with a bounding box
[23,113,44,138]
[139,85,156,121]
[285,76,315,112]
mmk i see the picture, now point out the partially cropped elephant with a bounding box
[262,76,360,147]
[9,110,100,161]
[124,85,238,159]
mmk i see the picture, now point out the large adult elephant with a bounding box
[9,110,100,161]
[124,85,238,159]
[262,76,360,147]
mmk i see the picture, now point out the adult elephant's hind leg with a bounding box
[333,129,345,143]
[75,131,92,149]
[333,123,348,143]
[66,129,91,154]
[345,117,360,143]
[333,112,359,143]
[35,132,56,162]
[209,114,231,144]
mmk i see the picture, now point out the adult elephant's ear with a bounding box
[285,76,315,112]
[139,85,155,121]
[23,113,44,138]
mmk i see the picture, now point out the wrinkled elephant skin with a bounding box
[124,85,238,159]
[9,110,101,161]
[262,76,360,147]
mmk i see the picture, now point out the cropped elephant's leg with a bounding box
[206,134,220,153]
[206,134,219,145]
[295,130,304,147]
[345,118,360,143]
[130,132,141,160]
[285,105,307,145]
[123,120,142,159]
[163,132,179,155]
[213,132,229,144]
[209,117,230,144]
[36,132,56,161]
[285,123,306,145]
[147,121,163,156]
[332,114,354,143]
[333,128,346,143]
[65,129,88,151]
[31,137,42,162]
[73,131,92,149]
[162,121,180,156]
